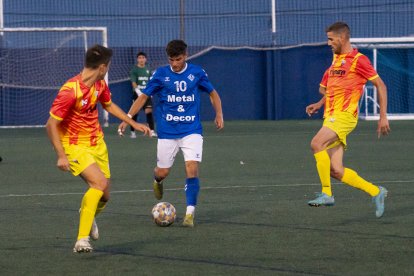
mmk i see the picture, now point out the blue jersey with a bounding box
[142,63,215,139]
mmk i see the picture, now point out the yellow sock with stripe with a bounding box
[341,168,380,196]
[77,188,104,240]
[314,150,332,196]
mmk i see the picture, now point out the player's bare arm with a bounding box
[209,90,224,130]
[306,96,326,116]
[104,101,151,136]
[132,82,144,97]
[306,86,326,116]
[45,117,70,172]
[371,77,391,137]
[318,86,327,96]
[117,94,149,134]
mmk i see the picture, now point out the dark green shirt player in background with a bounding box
[129,52,157,138]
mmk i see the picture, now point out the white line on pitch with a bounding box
[0,179,412,198]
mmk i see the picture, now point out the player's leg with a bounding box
[153,138,179,199]
[308,126,338,206]
[340,165,387,218]
[95,180,110,216]
[182,161,200,227]
[87,140,112,240]
[144,98,157,137]
[75,163,108,253]
[86,179,110,241]
[330,113,387,218]
[130,95,138,138]
[71,140,110,252]
[64,144,102,252]
[130,114,138,138]
[180,134,203,227]
[330,148,388,217]
[153,167,170,200]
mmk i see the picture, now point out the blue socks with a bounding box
[185,177,200,206]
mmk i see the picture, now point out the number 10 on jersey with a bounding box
[174,81,187,92]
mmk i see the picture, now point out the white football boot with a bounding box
[73,237,93,253]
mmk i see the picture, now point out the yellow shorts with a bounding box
[323,112,358,149]
[63,139,111,178]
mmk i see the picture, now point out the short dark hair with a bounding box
[166,40,187,57]
[84,44,113,69]
[136,51,147,58]
[326,22,350,38]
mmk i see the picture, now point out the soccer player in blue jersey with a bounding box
[118,40,224,227]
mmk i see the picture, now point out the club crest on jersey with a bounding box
[341,60,346,66]
[164,77,170,82]
[81,99,88,106]
[187,74,195,81]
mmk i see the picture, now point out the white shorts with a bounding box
[157,134,203,168]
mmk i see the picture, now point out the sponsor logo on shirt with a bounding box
[166,114,196,122]
[329,69,346,76]
[167,94,195,103]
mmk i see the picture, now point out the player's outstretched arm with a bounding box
[116,94,149,135]
[104,101,151,136]
[371,77,391,138]
[209,90,224,130]
[46,117,70,172]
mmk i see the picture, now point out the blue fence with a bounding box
[4,1,414,47]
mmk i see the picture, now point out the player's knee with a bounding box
[89,177,109,192]
[330,167,343,180]
[185,161,199,178]
[155,167,170,179]
[310,139,323,153]
[101,185,111,201]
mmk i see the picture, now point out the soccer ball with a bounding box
[151,202,176,227]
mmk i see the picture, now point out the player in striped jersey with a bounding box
[46,45,150,253]
[305,22,390,217]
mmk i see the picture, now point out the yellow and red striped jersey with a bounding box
[49,74,112,146]
[320,48,378,117]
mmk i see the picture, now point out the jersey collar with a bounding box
[334,48,359,59]
[170,63,188,74]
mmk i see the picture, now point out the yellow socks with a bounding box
[314,150,332,196]
[77,188,104,240]
[341,168,380,196]
[95,200,107,216]
[314,151,380,197]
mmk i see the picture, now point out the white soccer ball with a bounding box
[151,202,176,227]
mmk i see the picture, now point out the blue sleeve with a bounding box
[142,69,162,96]
[198,69,214,93]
